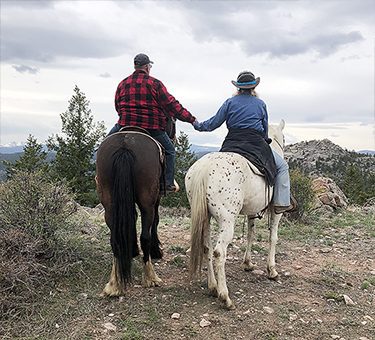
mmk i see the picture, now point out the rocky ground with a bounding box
[1,206,374,340]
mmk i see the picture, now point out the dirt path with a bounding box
[90,210,374,340]
[1,208,374,340]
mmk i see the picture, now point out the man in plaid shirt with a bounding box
[109,53,196,193]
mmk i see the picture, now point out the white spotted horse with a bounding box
[185,120,286,309]
[96,128,165,296]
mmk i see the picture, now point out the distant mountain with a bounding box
[190,144,220,158]
[358,150,375,155]
[0,145,25,154]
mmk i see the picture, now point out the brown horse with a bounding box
[96,130,164,296]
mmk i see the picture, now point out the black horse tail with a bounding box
[110,147,139,285]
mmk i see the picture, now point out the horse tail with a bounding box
[189,166,209,279]
[110,147,138,285]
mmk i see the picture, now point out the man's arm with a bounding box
[157,82,195,123]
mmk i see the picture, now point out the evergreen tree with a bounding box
[5,134,48,178]
[161,131,197,208]
[342,164,365,204]
[47,85,106,206]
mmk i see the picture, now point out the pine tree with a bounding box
[161,131,197,208]
[5,134,48,178]
[47,85,106,206]
[342,164,365,204]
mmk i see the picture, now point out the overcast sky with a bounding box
[1,0,374,151]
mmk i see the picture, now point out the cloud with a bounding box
[99,72,111,78]
[1,1,128,63]
[169,1,369,59]
[12,64,39,74]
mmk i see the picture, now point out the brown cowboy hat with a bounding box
[231,71,260,89]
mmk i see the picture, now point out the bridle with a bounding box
[273,137,284,152]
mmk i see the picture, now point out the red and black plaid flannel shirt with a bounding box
[115,70,195,130]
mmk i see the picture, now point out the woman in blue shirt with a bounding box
[193,71,296,214]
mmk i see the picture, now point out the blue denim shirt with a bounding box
[194,94,269,138]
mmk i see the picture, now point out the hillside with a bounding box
[284,138,375,177]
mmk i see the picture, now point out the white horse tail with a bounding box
[189,166,209,279]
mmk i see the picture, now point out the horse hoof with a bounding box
[226,300,236,310]
[267,268,279,280]
[101,283,123,297]
[142,278,163,288]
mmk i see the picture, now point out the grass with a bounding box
[170,255,186,268]
[121,318,143,340]
[278,208,375,243]
[323,291,344,302]
[361,276,375,290]
[168,244,186,254]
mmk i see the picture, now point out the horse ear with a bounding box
[279,119,285,130]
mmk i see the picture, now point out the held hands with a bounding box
[192,119,201,130]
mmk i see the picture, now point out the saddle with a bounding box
[117,126,178,194]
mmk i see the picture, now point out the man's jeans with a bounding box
[272,150,291,207]
[107,124,175,186]
[147,130,175,187]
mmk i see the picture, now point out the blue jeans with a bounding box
[272,150,291,207]
[147,130,175,186]
[107,124,175,186]
[108,123,121,136]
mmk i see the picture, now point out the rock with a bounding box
[359,337,370,340]
[311,177,348,210]
[364,315,373,321]
[342,294,355,306]
[253,269,265,276]
[199,318,211,327]
[330,335,340,339]
[320,247,332,253]
[103,322,117,331]
[289,313,298,321]
[171,313,180,319]
[263,306,274,314]
[77,293,88,300]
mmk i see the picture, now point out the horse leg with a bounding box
[102,257,125,296]
[214,215,235,310]
[267,211,282,280]
[140,207,162,287]
[101,206,126,296]
[150,199,163,259]
[204,217,217,296]
[242,216,256,271]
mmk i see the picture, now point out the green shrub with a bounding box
[289,168,315,220]
[0,170,76,242]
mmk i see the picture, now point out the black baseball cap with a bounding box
[134,53,154,66]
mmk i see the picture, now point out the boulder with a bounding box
[311,177,348,210]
